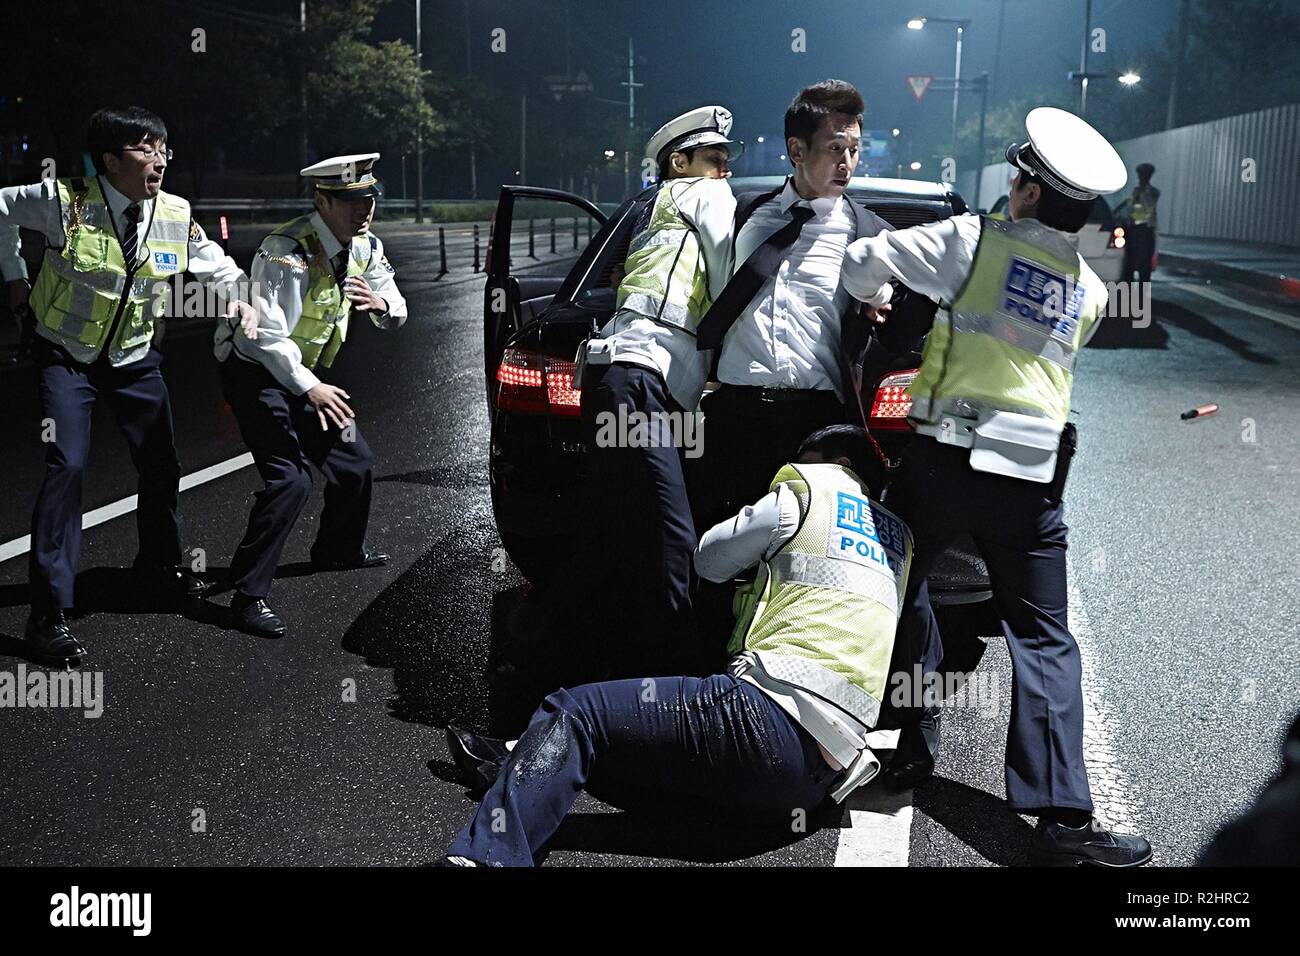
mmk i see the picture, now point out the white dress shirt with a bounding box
[213,211,407,395]
[842,212,1107,344]
[0,175,247,366]
[716,179,857,392]
[602,176,735,410]
[695,480,887,801]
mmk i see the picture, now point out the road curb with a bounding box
[1160,251,1300,302]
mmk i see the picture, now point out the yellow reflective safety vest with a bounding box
[907,216,1107,482]
[30,176,191,363]
[728,462,913,729]
[1128,184,1159,227]
[268,215,373,370]
[614,179,712,333]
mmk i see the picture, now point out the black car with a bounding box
[483,176,994,625]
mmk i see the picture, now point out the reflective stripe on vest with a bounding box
[614,180,711,334]
[29,177,191,360]
[906,216,1105,475]
[729,462,913,728]
[268,215,372,370]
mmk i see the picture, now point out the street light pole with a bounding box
[952,22,963,156]
[415,0,424,222]
[1078,0,1091,117]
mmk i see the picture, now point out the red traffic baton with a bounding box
[1181,403,1218,420]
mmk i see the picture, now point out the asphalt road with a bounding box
[0,228,1297,866]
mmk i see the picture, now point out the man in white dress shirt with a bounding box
[692,80,937,532]
[0,106,250,665]
[215,153,406,639]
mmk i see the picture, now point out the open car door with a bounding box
[484,186,606,404]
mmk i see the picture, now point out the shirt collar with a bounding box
[98,175,151,221]
[310,210,347,260]
[778,177,843,219]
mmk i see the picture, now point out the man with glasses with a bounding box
[0,105,252,666]
[214,153,406,639]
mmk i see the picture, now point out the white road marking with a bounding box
[833,727,913,866]
[0,453,254,565]
[1171,281,1300,333]
[1068,572,1144,835]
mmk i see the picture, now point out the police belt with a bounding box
[713,384,845,406]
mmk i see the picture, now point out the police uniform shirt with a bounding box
[600,175,735,410]
[0,176,248,366]
[842,212,1109,346]
[213,210,407,395]
[716,179,857,392]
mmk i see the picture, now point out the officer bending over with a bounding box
[440,424,909,866]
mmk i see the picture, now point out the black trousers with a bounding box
[1123,224,1156,284]
[693,384,852,533]
[29,339,182,611]
[220,358,374,599]
[576,362,699,676]
[884,436,1093,814]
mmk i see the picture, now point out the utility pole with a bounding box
[1166,0,1190,129]
[620,37,642,196]
[415,0,424,222]
[299,1,308,169]
[520,92,527,184]
[951,22,964,157]
[1078,0,1092,116]
[466,0,477,198]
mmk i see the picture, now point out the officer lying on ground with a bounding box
[440,424,910,866]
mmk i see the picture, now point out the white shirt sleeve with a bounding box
[236,237,321,395]
[694,483,801,582]
[842,212,983,307]
[360,234,406,330]
[186,221,248,291]
[0,181,62,282]
[670,178,736,302]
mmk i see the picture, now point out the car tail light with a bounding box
[495,347,582,417]
[869,369,917,432]
[1109,225,1126,249]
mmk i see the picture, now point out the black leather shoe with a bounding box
[446,724,510,795]
[136,563,208,599]
[229,593,287,639]
[1030,817,1154,867]
[882,708,942,791]
[24,609,86,666]
[310,550,389,573]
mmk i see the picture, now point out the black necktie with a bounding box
[119,202,141,268]
[331,249,349,286]
[695,203,816,352]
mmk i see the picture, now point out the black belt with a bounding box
[711,384,841,405]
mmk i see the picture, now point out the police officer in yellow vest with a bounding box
[214,153,406,639]
[0,106,251,666]
[843,108,1153,866]
[1120,162,1159,284]
[571,106,740,675]
[440,425,907,866]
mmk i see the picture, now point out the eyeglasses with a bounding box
[122,145,174,162]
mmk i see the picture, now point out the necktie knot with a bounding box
[123,203,141,225]
[790,204,815,225]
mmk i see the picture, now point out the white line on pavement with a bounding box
[1171,281,1300,333]
[833,728,913,866]
[1068,573,1144,835]
[0,453,254,565]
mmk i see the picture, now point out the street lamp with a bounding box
[756,136,765,143]
[906,15,972,157]
[909,161,922,171]
[603,149,616,160]
[891,128,901,137]
[1119,71,1142,86]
